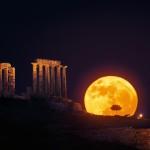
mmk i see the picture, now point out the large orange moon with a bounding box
[84,76,138,116]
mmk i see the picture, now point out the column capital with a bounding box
[12,67,15,71]
[38,64,44,68]
[56,65,62,69]
[45,64,50,68]
[31,62,38,67]
[63,66,68,69]
[50,65,56,69]
[31,62,37,66]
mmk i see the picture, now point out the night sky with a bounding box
[0,1,150,116]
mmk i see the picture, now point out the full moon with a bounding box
[84,76,138,116]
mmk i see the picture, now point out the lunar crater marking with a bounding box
[84,76,138,116]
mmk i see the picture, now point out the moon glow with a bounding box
[84,76,138,116]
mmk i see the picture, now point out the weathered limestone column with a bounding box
[3,68,8,96]
[62,66,67,98]
[38,64,43,95]
[44,65,49,95]
[31,63,37,94]
[8,67,15,96]
[12,67,15,96]
[47,66,51,96]
[0,67,2,96]
[8,67,12,96]
[51,66,55,96]
[56,66,61,97]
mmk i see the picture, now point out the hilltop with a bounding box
[0,97,148,149]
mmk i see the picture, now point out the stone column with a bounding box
[12,67,15,96]
[38,64,43,95]
[47,66,51,96]
[8,67,15,96]
[0,67,2,96]
[32,63,37,94]
[44,65,48,95]
[3,68,8,96]
[56,66,61,97]
[51,66,55,96]
[62,66,67,98]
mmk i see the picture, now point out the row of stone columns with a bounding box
[0,63,15,97]
[32,61,67,98]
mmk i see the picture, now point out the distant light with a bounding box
[137,113,143,119]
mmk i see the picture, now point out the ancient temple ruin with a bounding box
[0,63,15,97]
[31,59,67,97]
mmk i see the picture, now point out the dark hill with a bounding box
[0,97,144,149]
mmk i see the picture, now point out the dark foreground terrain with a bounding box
[0,97,149,150]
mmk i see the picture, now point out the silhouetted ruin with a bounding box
[31,58,67,98]
[0,58,68,99]
[0,63,15,97]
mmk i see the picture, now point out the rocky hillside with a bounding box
[0,97,148,149]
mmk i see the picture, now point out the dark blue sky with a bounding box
[0,1,150,116]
